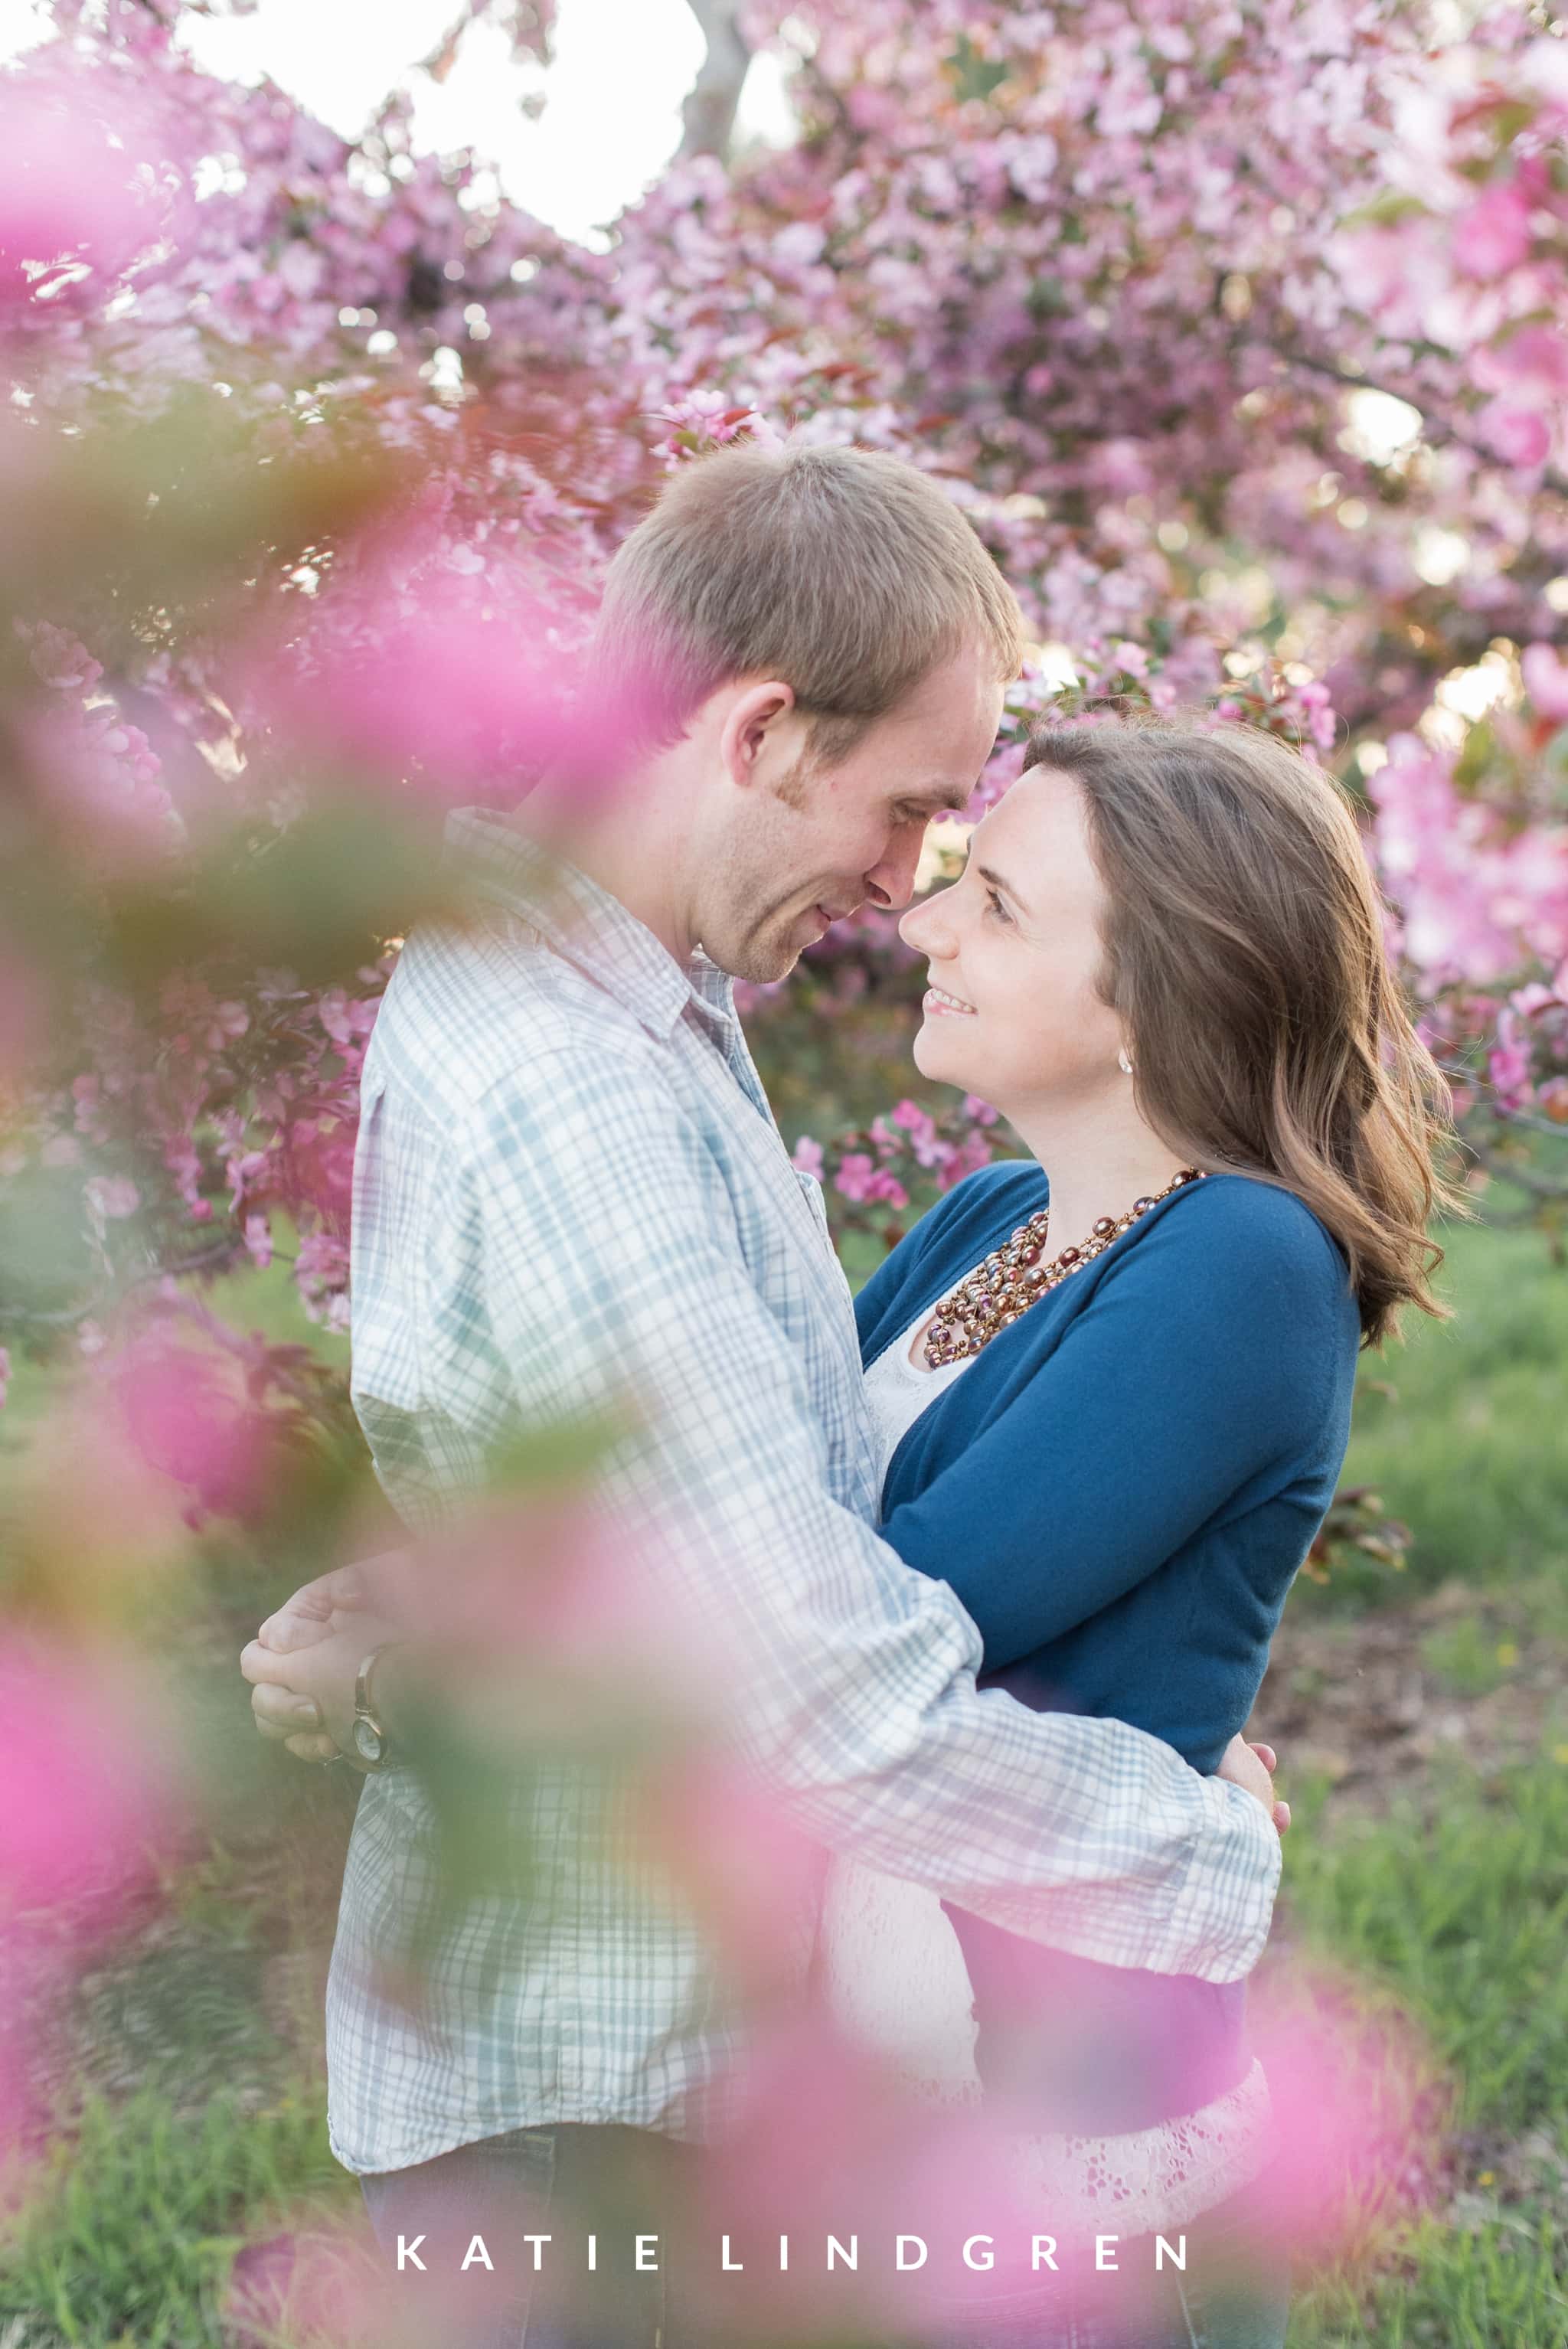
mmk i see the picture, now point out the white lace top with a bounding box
[862,1308,974,1478]
[818,1302,1272,2237]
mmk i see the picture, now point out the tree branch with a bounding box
[679,0,751,162]
[1256,336,1568,506]
[0,1240,246,1332]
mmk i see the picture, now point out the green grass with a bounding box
[1282,1751,1568,2344]
[1285,1757,1568,2140]
[0,2084,354,2348]
[1295,2216,1568,2349]
[1308,1217,1568,1605]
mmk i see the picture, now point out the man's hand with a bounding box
[254,1561,369,1659]
[247,1672,343,1763]
[242,1606,405,1759]
[247,1561,369,1760]
[1218,1733,1290,1836]
[245,1553,416,1759]
[256,1550,418,1654]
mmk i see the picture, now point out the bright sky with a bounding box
[0,0,797,246]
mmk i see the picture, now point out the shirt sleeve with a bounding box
[880,1188,1348,1666]
[464,1047,1281,1982]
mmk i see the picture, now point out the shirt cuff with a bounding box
[1155,1772,1282,1982]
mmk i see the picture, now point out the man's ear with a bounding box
[719,680,797,790]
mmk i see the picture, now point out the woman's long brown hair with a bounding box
[1024,715,1463,1346]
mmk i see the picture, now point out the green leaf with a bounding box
[945,33,1008,106]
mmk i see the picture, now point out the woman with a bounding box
[817,714,1455,2347]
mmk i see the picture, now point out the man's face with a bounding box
[701,647,1007,985]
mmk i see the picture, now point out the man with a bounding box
[243,442,1283,2345]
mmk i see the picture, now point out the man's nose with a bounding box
[864,830,926,913]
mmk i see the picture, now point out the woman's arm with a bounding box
[879,1187,1351,1667]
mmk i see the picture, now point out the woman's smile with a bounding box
[923,981,977,1017]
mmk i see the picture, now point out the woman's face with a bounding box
[898,765,1127,1119]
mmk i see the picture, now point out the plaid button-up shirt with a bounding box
[325,809,1280,2175]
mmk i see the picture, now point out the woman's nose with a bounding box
[899,887,955,956]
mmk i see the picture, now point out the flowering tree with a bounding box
[3,0,1565,1425]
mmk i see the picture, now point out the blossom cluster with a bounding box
[794,1096,1002,1246]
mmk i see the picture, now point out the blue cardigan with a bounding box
[855,1161,1360,2131]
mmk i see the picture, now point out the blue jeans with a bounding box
[360,2122,679,2349]
[923,2184,1290,2349]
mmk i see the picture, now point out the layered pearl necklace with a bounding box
[922,1166,1205,1369]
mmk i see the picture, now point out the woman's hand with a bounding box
[1218,1733,1290,1835]
[241,1606,404,1762]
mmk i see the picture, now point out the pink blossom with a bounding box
[833,1154,908,1210]
[293,1231,351,1328]
[84,1174,140,1220]
[108,1326,276,1524]
[1522,642,1568,722]
[239,550,617,811]
[1476,398,1551,470]
[17,701,178,869]
[939,1130,998,1188]
[1370,737,1568,986]
[361,1495,725,1786]
[833,1152,879,1204]
[1483,325,1568,397]
[1488,1032,1532,1110]
[224,2220,391,2349]
[0,73,175,314]
[0,1637,179,1922]
[0,1346,9,1412]
[791,1135,825,1180]
[890,1099,944,1168]
[1452,181,1533,279]
[637,1761,825,1998]
[1243,1964,1436,2259]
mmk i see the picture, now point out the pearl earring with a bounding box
[1118,1047,1134,1076]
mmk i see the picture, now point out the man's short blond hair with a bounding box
[593,439,1024,758]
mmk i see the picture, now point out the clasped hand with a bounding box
[240,1554,409,1765]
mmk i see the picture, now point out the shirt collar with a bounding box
[442,807,733,1041]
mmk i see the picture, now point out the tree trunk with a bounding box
[679,0,752,161]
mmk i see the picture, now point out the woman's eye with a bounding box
[985,887,1013,924]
